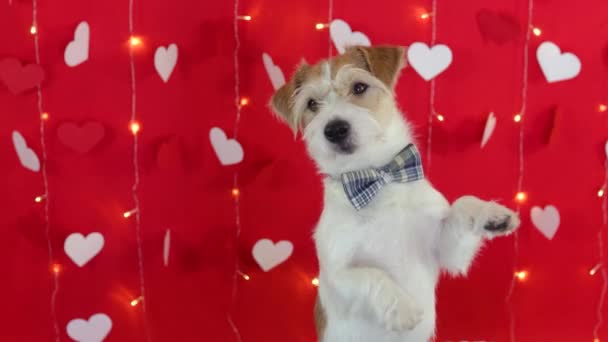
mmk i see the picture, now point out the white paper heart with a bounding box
[163,229,170,267]
[67,313,112,342]
[537,41,581,83]
[481,112,496,148]
[154,44,178,83]
[531,205,560,240]
[253,239,293,272]
[64,232,104,267]
[65,21,90,67]
[407,42,453,81]
[209,127,243,166]
[12,131,40,172]
[330,19,371,55]
[262,53,285,90]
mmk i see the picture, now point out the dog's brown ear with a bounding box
[270,61,310,132]
[348,45,406,90]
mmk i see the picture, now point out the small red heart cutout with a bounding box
[0,58,45,95]
[157,137,183,170]
[57,122,105,154]
[476,9,521,45]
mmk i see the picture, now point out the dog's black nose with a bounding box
[324,119,350,143]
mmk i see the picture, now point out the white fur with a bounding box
[303,73,519,342]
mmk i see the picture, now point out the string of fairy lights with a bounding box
[426,0,439,170]
[29,0,60,341]
[505,0,534,340]
[227,0,245,340]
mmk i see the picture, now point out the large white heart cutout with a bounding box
[262,53,285,90]
[154,44,178,83]
[537,41,581,83]
[64,232,105,267]
[12,131,40,172]
[252,239,293,272]
[209,127,243,166]
[330,19,371,54]
[530,205,560,240]
[407,42,453,81]
[65,21,90,67]
[66,313,112,342]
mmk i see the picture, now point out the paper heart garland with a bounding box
[407,42,453,81]
[330,19,371,54]
[252,239,293,272]
[0,58,44,95]
[530,205,560,240]
[476,9,520,45]
[154,44,178,83]
[66,313,112,342]
[65,21,90,67]
[209,127,243,166]
[64,233,104,267]
[57,122,105,154]
[537,41,581,83]
[262,53,286,90]
[481,112,496,148]
[12,131,40,172]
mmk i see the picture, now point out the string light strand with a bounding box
[31,2,60,340]
[506,1,534,342]
[127,0,150,340]
[227,0,243,341]
[593,159,608,341]
[426,0,438,170]
[327,0,334,57]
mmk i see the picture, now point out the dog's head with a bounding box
[271,46,413,176]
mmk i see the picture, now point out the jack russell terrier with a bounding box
[270,45,520,342]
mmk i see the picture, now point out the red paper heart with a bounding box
[0,58,45,95]
[476,9,521,45]
[57,122,105,154]
[157,137,183,170]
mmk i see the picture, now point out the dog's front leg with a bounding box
[438,196,520,276]
[331,267,423,332]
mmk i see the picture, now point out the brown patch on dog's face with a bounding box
[270,46,406,132]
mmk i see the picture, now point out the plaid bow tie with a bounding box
[340,144,424,210]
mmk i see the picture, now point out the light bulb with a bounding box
[532,27,542,36]
[130,121,141,135]
[514,114,522,123]
[51,263,61,274]
[312,278,319,286]
[436,114,445,122]
[232,188,240,197]
[240,97,249,106]
[590,264,602,276]
[123,209,137,218]
[420,13,431,20]
[30,25,37,35]
[515,270,528,281]
[129,36,143,47]
[315,23,327,30]
[598,189,605,198]
[599,104,607,113]
[41,112,49,120]
[34,195,45,203]
[242,274,250,281]
[515,192,527,203]
[238,15,252,21]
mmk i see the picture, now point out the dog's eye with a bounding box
[307,99,319,112]
[352,82,369,95]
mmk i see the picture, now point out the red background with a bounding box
[2,0,608,341]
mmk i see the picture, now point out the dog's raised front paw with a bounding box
[374,290,423,332]
[452,196,520,238]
